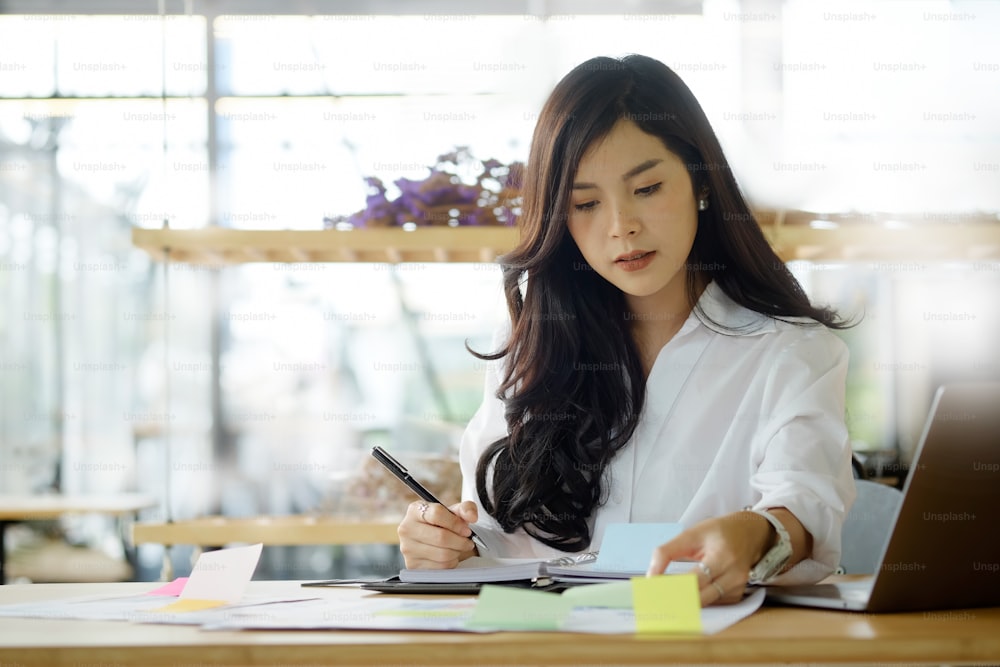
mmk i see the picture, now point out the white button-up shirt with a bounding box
[459,281,857,585]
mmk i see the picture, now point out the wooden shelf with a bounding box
[132,216,1000,265]
[0,493,157,520]
[765,211,1000,261]
[132,227,518,265]
[131,515,400,546]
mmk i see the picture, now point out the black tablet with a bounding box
[360,581,485,595]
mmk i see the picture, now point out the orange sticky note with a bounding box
[152,598,227,613]
[631,574,702,634]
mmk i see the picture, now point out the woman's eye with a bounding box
[573,201,597,212]
[635,182,662,197]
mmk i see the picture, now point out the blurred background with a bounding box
[0,0,997,582]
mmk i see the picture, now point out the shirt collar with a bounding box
[689,280,778,337]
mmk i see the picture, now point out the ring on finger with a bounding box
[417,502,430,520]
[696,561,712,579]
[712,580,726,600]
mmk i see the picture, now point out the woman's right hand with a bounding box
[397,500,479,569]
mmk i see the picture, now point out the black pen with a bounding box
[371,445,489,552]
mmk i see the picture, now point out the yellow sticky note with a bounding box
[631,574,702,634]
[152,598,227,613]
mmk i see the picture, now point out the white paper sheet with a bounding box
[0,593,318,624]
[207,588,765,635]
[181,542,263,603]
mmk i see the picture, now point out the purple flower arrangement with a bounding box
[325,147,523,229]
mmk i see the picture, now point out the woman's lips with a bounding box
[615,250,655,272]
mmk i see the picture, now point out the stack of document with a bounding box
[0,535,767,635]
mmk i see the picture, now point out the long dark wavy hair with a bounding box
[473,54,850,552]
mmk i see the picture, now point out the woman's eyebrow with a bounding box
[572,158,663,190]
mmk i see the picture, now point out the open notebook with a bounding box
[303,523,691,593]
[398,552,697,585]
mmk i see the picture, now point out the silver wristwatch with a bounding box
[747,508,793,585]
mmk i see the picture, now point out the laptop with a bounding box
[766,382,1000,612]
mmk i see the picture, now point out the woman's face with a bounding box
[567,120,699,313]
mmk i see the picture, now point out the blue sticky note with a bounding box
[594,523,684,573]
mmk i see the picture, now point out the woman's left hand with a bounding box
[645,511,777,607]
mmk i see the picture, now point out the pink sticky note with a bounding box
[145,577,189,597]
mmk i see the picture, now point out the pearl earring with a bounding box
[698,198,709,211]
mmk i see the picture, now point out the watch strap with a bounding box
[747,508,792,584]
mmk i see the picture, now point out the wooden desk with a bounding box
[0,581,998,666]
[131,515,400,546]
[0,494,158,583]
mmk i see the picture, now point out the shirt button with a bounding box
[612,490,624,504]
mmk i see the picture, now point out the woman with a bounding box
[397,54,856,606]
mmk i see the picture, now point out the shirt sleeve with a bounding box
[457,324,547,557]
[749,327,858,585]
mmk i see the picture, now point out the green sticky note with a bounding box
[561,581,633,608]
[466,585,571,630]
[631,574,702,634]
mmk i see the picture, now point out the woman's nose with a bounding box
[609,205,640,237]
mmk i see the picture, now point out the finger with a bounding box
[400,538,467,570]
[399,510,476,554]
[403,547,470,570]
[647,531,705,576]
[700,570,749,607]
[450,500,479,525]
[691,546,741,606]
[695,549,750,607]
[398,526,476,569]
[417,502,473,539]
[398,504,476,569]
[699,577,728,607]
[406,557,461,570]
